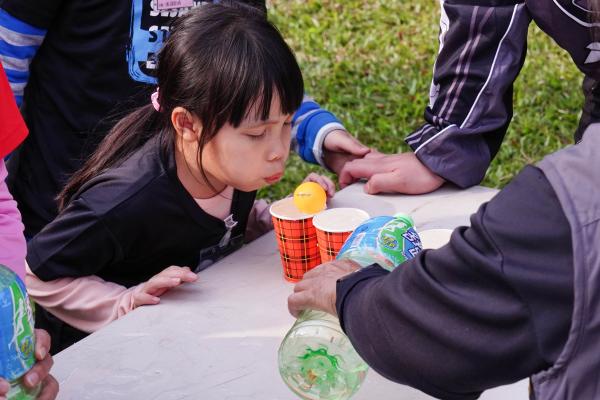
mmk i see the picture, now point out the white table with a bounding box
[52,183,529,399]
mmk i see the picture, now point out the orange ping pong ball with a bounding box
[293,182,327,214]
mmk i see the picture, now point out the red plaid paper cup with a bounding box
[270,197,321,282]
[312,208,370,262]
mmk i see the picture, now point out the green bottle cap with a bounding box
[393,212,414,227]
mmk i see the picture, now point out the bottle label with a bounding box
[0,267,36,381]
[337,216,422,269]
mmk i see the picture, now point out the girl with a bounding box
[25,3,334,354]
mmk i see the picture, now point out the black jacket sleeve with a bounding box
[406,1,531,188]
[336,165,573,399]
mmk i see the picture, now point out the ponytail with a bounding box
[58,3,303,211]
[57,104,164,211]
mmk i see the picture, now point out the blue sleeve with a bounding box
[292,96,346,167]
[0,9,47,106]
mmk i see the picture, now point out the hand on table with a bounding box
[303,172,336,198]
[339,151,445,194]
[287,259,360,318]
[133,266,198,307]
[322,129,370,175]
[0,329,59,400]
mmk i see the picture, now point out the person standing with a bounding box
[340,0,600,196]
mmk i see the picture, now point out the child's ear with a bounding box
[171,106,202,142]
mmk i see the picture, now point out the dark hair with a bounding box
[58,2,304,210]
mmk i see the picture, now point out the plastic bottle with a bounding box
[0,265,41,400]
[278,214,422,400]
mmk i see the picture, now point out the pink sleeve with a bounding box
[0,160,26,281]
[245,199,274,243]
[25,263,141,333]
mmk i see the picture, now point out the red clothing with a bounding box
[0,64,27,158]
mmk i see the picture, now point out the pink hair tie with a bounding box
[151,88,160,112]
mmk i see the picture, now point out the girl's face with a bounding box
[203,106,292,192]
[176,97,292,195]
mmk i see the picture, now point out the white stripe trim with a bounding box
[406,124,428,141]
[291,108,320,141]
[552,0,600,27]
[312,122,345,168]
[0,54,30,71]
[428,0,449,108]
[407,125,436,146]
[0,25,44,47]
[437,6,480,120]
[461,4,519,129]
[414,124,457,154]
[10,82,25,96]
[445,7,494,119]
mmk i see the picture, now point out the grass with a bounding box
[259,0,583,200]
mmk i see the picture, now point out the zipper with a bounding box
[219,214,238,248]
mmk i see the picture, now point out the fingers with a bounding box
[364,170,407,194]
[323,129,369,156]
[155,266,198,284]
[287,291,312,318]
[158,266,198,282]
[0,379,9,397]
[23,351,53,389]
[37,375,59,400]
[364,159,445,194]
[144,276,184,296]
[338,158,382,188]
[303,173,336,198]
[133,291,161,307]
[363,148,385,159]
[34,329,51,361]
[140,266,198,301]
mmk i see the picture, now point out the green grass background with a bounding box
[259,0,583,200]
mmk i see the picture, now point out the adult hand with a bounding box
[288,259,360,318]
[0,329,59,400]
[133,266,198,307]
[322,129,370,175]
[339,151,445,194]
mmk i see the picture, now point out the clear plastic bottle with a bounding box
[278,213,422,400]
[0,265,41,400]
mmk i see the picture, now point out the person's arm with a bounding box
[0,5,53,106]
[293,96,369,173]
[338,1,532,194]
[336,166,573,399]
[405,1,531,188]
[26,264,197,333]
[0,160,26,279]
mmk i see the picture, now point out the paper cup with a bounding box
[270,197,321,282]
[418,228,453,250]
[312,208,370,262]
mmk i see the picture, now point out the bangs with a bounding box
[212,20,304,127]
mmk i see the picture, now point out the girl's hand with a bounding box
[303,173,336,198]
[133,266,198,308]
